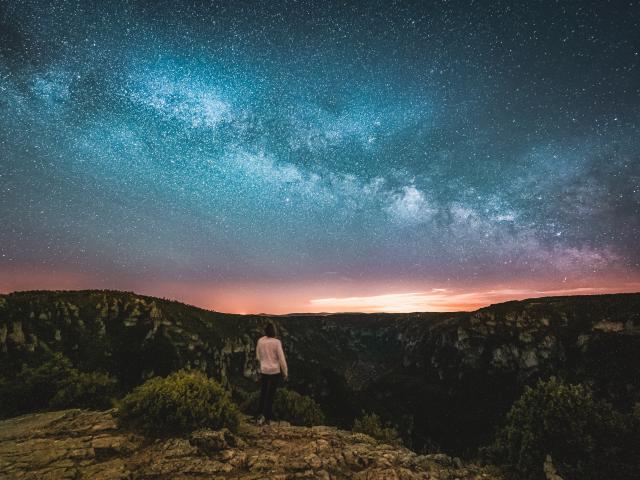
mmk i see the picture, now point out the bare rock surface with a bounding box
[0,408,502,479]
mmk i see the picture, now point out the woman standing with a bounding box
[255,323,288,425]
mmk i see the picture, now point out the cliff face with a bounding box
[0,408,502,480]
[1,290,639,453]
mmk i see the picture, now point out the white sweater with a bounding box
[256,336,288,376]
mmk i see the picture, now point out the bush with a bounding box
[240,387,325,426]
[0,352,117,417]
[273,388,325,426]
[488,376,640,480]
[353,411,402,446]
[116,369,240,436]
[50,371,118,410]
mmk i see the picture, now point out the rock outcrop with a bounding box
[0,408,502,480]
[543,454,564,480]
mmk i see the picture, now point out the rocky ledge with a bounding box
[0,409,502,479]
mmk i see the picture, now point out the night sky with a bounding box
[1,0,639,313]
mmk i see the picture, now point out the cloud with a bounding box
[309,284,640,313]
[310,291,441,312]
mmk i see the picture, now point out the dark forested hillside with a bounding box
[1,289,639,454]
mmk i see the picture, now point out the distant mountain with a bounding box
[1,289,639,454]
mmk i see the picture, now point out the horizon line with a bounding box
[2,287,639,317]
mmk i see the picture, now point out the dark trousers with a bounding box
[258,372,281,421]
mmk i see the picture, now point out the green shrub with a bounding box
[240,387,325,426]
[0,376,20,418]
[273,388,325,426]
[0,352,117,417]
[488,376,639,480]
[231,385,251,408]
[238,389,259,414]
[116,369,240,436]
[50,371,118,410]
[353,411,402,446]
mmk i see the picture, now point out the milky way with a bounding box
[1,1,639,313]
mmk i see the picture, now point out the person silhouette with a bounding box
[255,323,288,425]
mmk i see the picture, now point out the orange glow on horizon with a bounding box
[1,267,640,315]
[132,276,640,314]
[308,286,640,313]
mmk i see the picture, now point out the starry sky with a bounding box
[1,0,639,313]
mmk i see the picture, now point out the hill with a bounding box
[1,289,639,454]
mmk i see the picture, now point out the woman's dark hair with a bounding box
[265,323,276,337]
